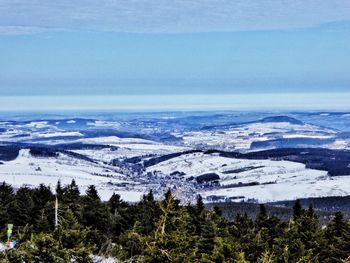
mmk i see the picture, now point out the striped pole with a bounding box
[7,224,13,249]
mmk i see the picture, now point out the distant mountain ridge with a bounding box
[259,116,304,125]
[201,115,305,130]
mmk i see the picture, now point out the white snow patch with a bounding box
[25,121,49,128]
[35,131,83,138]
[91,255,117,263]
[0,150,144,201]
[87,121,120,128]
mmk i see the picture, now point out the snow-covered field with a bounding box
[0,150,144,201]
[146,152,350,203]
[201,175,350,203]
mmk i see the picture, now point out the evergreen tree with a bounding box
[62,179,80,203]
[140,191,195,262]
[0,181,14,204]
[60,179,82,219]
[196,194,205,215]
[213,206,222,217]
[30,233,70,263]
[8,187,35,226]
[85,185,100,201]
[0,182,14,227]
[196,214,217,258]
[34,209,51,232]
[107,192,129,238]
[81,185,109,235]
[293,200,303,219]
[211,235,237,263]
[56,180,63,199]
[255,204,268,228]
[31,184,54,231]
[321,212,350,262]
[135,190,160,235]
[273,207,324,263]
[54,208,93,261]
[108,192,125,215]
[32,184,54,208]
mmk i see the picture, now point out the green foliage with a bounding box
[4,233,69,263]
[8,187,35,227]
[236,251,250,263]
[0,182,14,228]
[1,183,350,262]
[139,190,196,262]
[293,199,303,219]
[257,251,277,263]
[272,206,324,263]
[321,212,350,263]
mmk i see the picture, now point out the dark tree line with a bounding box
[0,181,350,262]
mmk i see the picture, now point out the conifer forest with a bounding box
[0,181,349,263]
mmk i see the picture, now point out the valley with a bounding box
[1,111,350,205]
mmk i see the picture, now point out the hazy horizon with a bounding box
[0,92,350,112]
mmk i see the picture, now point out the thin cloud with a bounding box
[0,0,350,34]
[0,26,65,35]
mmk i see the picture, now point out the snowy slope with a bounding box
[201,176,350,203]
[0,150,144,201]
[146,152,350,203]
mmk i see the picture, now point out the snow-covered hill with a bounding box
[145,151,350,202]
[178,117,338,151]
[1,112,350,203]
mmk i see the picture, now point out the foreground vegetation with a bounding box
[0,181,350,262]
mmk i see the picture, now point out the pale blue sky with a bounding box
[0,1,349,110]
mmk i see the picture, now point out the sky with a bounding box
[0,0,349,110]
